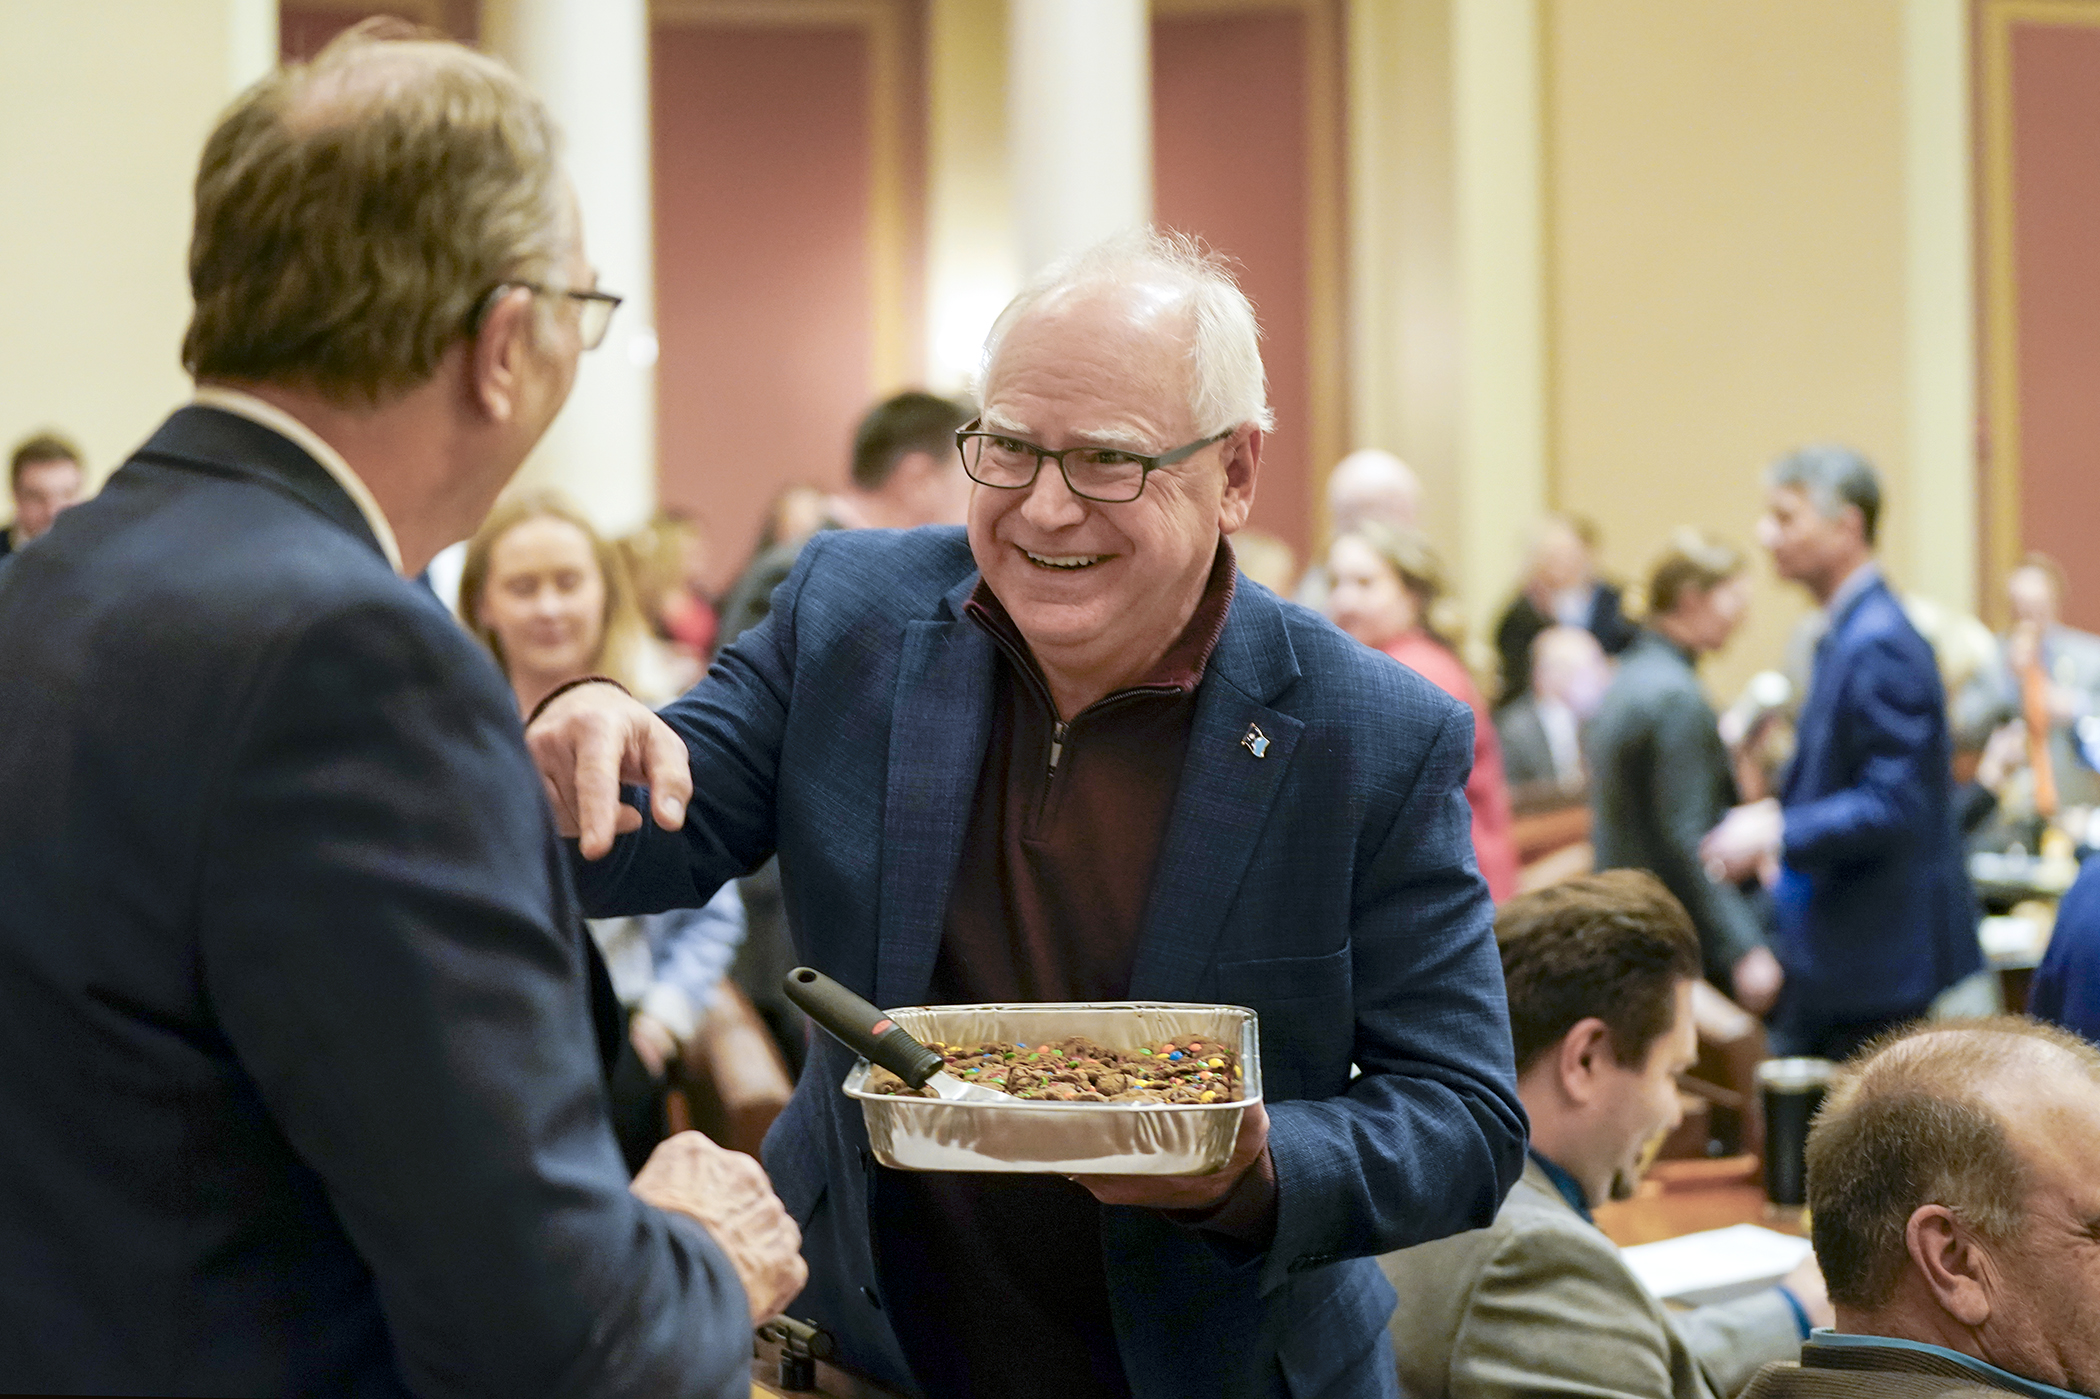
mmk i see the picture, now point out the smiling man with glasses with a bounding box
[528,228,1528,1399]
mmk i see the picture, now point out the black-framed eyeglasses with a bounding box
[476,282,624,351]
[954,418,1234,503]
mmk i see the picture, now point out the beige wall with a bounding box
[0,0,272,524]
[1542,0,1913,700]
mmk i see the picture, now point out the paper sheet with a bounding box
[1620,1223,1814,1307]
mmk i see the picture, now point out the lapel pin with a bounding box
[1241,724,1270,759]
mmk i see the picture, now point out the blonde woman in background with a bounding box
[460,490,745,1171]
[1327,523,1521,900]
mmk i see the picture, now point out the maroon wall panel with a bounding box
[2011,22,2100,628]
[653,24,873,593]
[1152,9,1313,564]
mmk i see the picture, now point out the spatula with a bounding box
[784,967,1012,1103]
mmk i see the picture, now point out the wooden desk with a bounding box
[1592,1158,1805,1248]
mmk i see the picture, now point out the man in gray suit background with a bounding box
[1589,532,1785,1015]
[1382,872,1827,1399]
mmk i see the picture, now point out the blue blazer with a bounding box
[1773,574,1981,1023]
[0,407,752,1398]
[577,527,1529,1399]
[2029,855,2100,1042]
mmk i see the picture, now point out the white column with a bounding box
[927,0,1020,392]
[0,0,274,497]
[1903,0,1975,615]
[1007,0,1151,277]
[483,0,657,538]
[1452,0,1548,656]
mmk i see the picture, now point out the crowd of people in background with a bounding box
[15,398,2100,1069]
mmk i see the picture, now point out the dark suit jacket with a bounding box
[1494,582,1639,705]
[575,526,1530,1399]
[2028,853,2100,1042]
[1774,576,1980,1025]
[1589,630,1767,986]
[0,407,751,1398]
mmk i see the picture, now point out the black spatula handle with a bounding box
[784,967,944,1088]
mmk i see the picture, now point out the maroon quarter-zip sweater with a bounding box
[868,543,1275,1399]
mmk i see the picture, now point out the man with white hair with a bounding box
[528,230,1528,1398]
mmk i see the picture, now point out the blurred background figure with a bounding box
[1497,625,1610,816]
[715,388,973,1072]
[1230,527,1297,596]
[4,432,86,558]
[460,490,747,1172]
[1495,514,1640,706]
[717,389,974,645]
[754,483,830,559]
[619,509,718,688]
[1702,446,1978,1058]
[1590,531,1782,1013]
[1296,448,1421,610]
[1995,552,2100,817]
[1329,523,1519,901]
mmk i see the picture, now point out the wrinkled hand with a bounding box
[1731,945,1784,1017]
[1701,798,1783,885]
[1781,1253,1835,1329]
[630,1131,806,1324]
[629,1012,680,1079]
[524,681,692,859]
[1071,1100,1269,1211]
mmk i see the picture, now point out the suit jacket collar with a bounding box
[1804,1333,2085,1398]
[133,405,389,567]
[872,562,1307,1007]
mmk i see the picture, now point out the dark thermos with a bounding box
[1757,1057,1834,1207]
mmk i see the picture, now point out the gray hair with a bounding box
[1767,444,1882,546]
[981,228,1275,437]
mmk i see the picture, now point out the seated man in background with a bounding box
[1384,871,1827,1399]
[1496,624,1609,814]
[1741,1017,2100,1399]
[1591,532,1783,1013]
[1494,514,1640,705]
[2,431,85,557]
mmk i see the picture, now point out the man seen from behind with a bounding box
[0,30,800,1398]
[1740,1017,2100,1398]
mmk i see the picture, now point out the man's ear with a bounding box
[471,286,537,424]
[1556,1017,1614,1108]
[1906,1205,1996,1329]
[1217,426,1262,534]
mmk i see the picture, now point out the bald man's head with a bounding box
[1327,450,1420,537]
[1807,1017,2100,1390]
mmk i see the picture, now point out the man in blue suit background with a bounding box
[530,230,1529,1398]
[1702,446,1980,1059]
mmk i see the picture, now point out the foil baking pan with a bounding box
[842,1001,1261,1174]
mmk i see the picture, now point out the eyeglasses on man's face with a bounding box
[476,281,624,351]
[954,418,1233,504]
